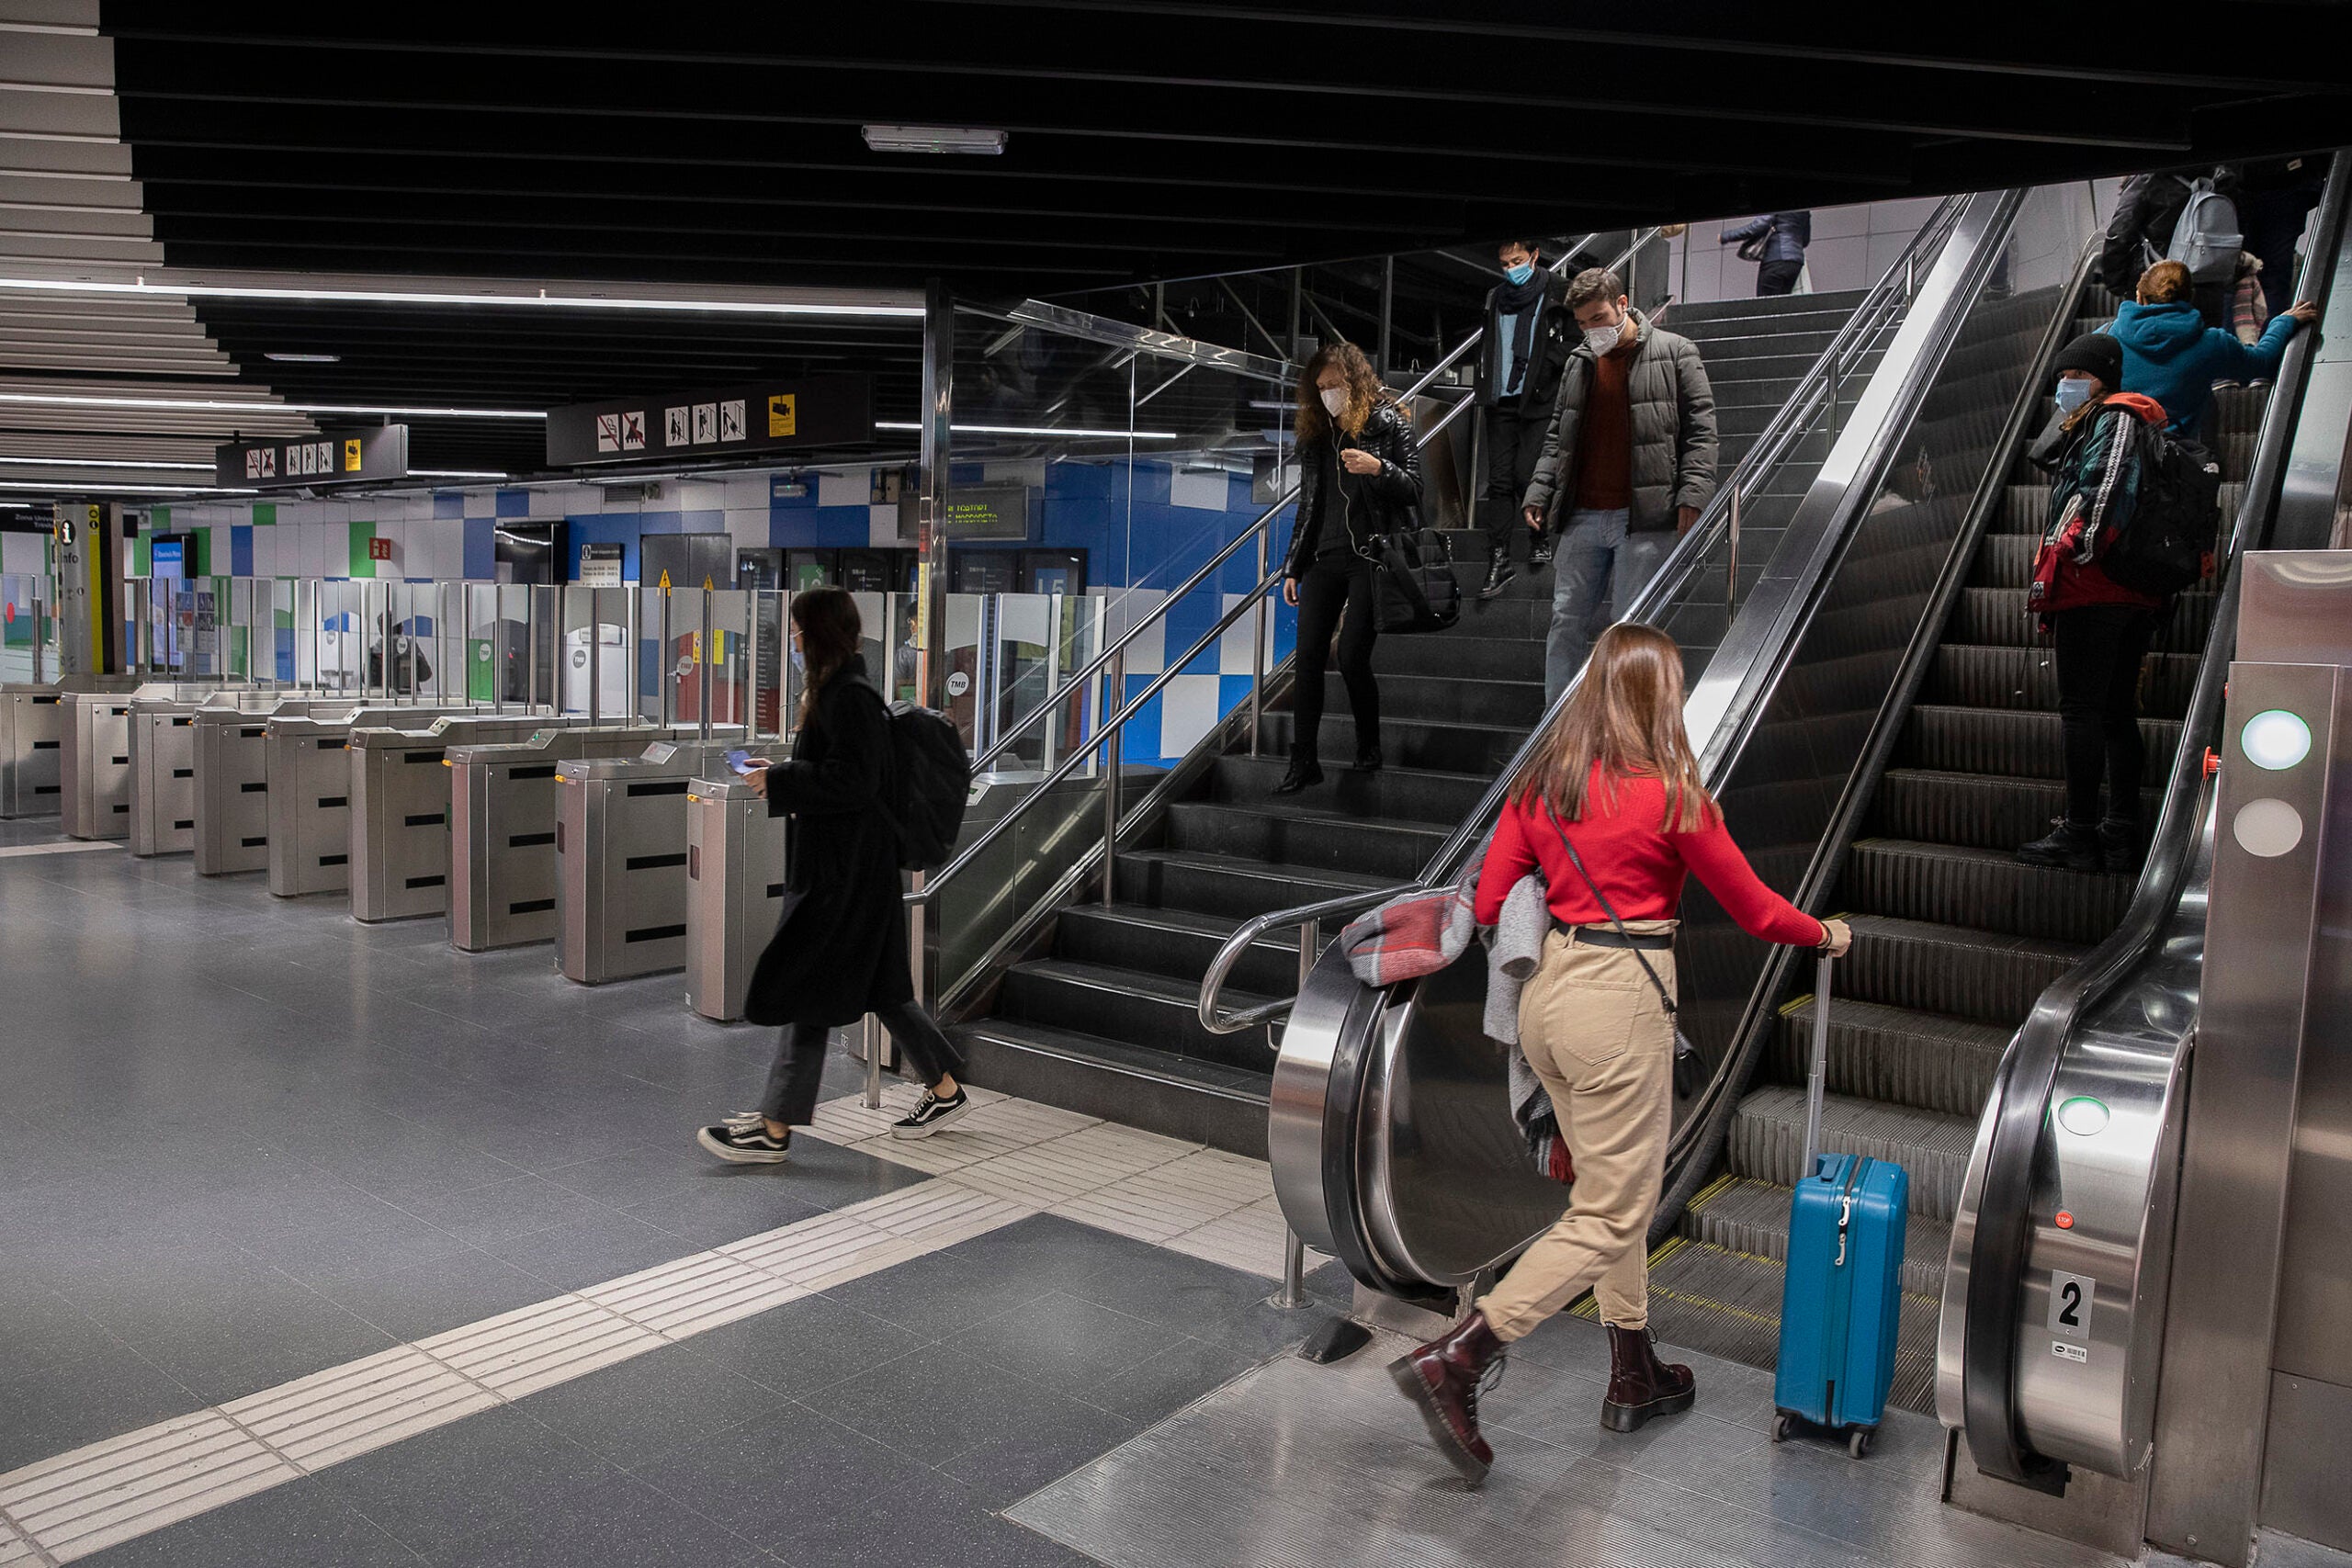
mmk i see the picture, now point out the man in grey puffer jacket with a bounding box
[1521,267,1718,701]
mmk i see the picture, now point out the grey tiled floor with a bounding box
[0,845,918,1465]
[73,1215,1346,1567]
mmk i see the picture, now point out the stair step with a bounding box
[950,1017,1270,1158]
[1316,670,1546,728]
[1443,593,1553,642]
[1767,993,2010,1119]
[1657,290,1868,328]
[1370,631,1546,682]
[1053,904,1303,995]
[1841,837,2132,944]
[1682,1177,1951,1300]
[1727,1084,1975,1221]
[1163,799,1448,880]
[1256,711,1524,777]
[1871,767,2164,853]
[1925,642,2197,718]
[1111,847,1396,921]
[1834,913,2087,1025]
[996,957,1271,1068]
[1899,704,2182,780]
[1209,754,1490,821]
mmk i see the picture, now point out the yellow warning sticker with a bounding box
[343,437,363,472]
[767,394,797,437]
[658,570,672,591]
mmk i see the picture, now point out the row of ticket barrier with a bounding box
[0,676,794,1023]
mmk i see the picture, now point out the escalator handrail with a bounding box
[1958,150,2349,1486]
[1199,196,1969,1034]
[917,231,1645,906]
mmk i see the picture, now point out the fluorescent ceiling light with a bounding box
[0,479,255,495]
[874,421,1177,441]
[862,124,1006,156]
[0,390,539,419]
[264,352,341,364]
[0,275,924,320]
[412,468,509,479]
[0,455,211,470]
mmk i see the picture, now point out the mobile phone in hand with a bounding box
[726,749,760,776]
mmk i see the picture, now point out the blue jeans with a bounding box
[1544,508,1675,703]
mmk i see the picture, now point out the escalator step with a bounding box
[1927,642,2198,719]
[1900,705,2182,780]
[1949,585,2218,650]
[1769,994,2010,1117]
[1584,1237,1940,1416]
[1728,1084,1974,1220]
[1683,1176,1951,1298]
[1842,837,2132,944]
[1871,767,2164,852]
[1835,913,2086,1024]
[1992,479,2248,538]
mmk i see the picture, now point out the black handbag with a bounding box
[1548,811,1702,1099]
[1367,526,1462,635]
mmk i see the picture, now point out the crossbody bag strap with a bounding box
[1548,807,1677,1018]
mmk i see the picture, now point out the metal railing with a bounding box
[907,230,1643,929]
[1198,195,1969,1037]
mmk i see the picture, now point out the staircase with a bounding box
[1632,282,2265,1413]
[948,288,1880,1157]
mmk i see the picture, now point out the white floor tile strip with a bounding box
[0,841,120,860]
[0,1083,1312,1563]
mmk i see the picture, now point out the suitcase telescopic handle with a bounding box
[1801,950,1833,1178]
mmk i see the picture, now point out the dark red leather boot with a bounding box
[1601,1323,1696,1431]
[1388,1311,1505,1485]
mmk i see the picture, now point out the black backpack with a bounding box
[2101,423,2222,598]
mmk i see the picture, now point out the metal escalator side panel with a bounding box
[1936,1046,2009,1430]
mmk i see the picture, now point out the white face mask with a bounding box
[1582,319,1623,357]
[1318,387,1349,418]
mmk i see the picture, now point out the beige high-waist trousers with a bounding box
[1476,921,1677,1341]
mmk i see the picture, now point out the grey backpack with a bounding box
[2165,177,2244,286]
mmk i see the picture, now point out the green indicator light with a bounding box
[2243,708,2312,771]
[2056,1096,2110,1136]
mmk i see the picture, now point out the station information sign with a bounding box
[546,375,873,468]
[215,425,410,491]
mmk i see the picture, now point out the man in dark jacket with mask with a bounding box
[1476,238,1575,599]
[1521,267,1718,702]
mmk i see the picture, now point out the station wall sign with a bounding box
[547,374,873,468]
[216,424,410,491]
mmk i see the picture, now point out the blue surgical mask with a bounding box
[2053,378,2094,416]
[1504,262,1534,286]
[789,646,806,671]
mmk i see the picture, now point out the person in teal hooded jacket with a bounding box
[2112,258,2317,441]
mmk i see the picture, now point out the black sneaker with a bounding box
[2017,818,2101,873]
[890,1089,972,1141]
[2098,817,2140,876]
[697,1122,791,1163]
[1479,558,1515,601]
[1530,537,1555,570]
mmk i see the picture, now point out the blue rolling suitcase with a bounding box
[1771,953,1908,1458]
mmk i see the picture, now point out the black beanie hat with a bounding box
[2051,331,2122,390]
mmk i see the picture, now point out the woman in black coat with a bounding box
[696,588,969,1162]
[1276,339,1424,794]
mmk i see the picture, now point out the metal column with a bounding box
[915,278,954,714]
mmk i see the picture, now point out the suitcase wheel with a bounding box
[1848,1429,1871,1460]
[1770,1413,1793,1444]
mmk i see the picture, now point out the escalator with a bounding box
[1273,155,2349,1520]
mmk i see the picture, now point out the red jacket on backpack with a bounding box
[2030,391,2168,620]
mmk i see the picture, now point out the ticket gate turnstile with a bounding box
[554,739,764,985]
[683,774,789,1021]
[128,687,300,857]
[447,724,719,952]
[266,705,474,897]
[0,676,141,818]
[62,682,251,840]
[347,711,577,923]
[191,698,441,876]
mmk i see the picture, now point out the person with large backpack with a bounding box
[2099,165,2242,329]
[697,587,971,1162]
[2019,333,2187,876]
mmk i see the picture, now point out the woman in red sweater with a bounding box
[1390,622,1851,1486]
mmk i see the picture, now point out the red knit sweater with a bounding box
[1475,765,1825,947]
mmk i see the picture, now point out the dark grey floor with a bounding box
[0,843,922,1471]
[71,1214,1347,1568]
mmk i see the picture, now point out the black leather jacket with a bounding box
[1283,401,1424,578]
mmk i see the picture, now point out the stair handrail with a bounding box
[1956,149,2348,1487]
[1200,194,1969,1036]
[911,231,1643,908]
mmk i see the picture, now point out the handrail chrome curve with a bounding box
[1955,152,2347,1486]
[1199,196,1968,1034]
